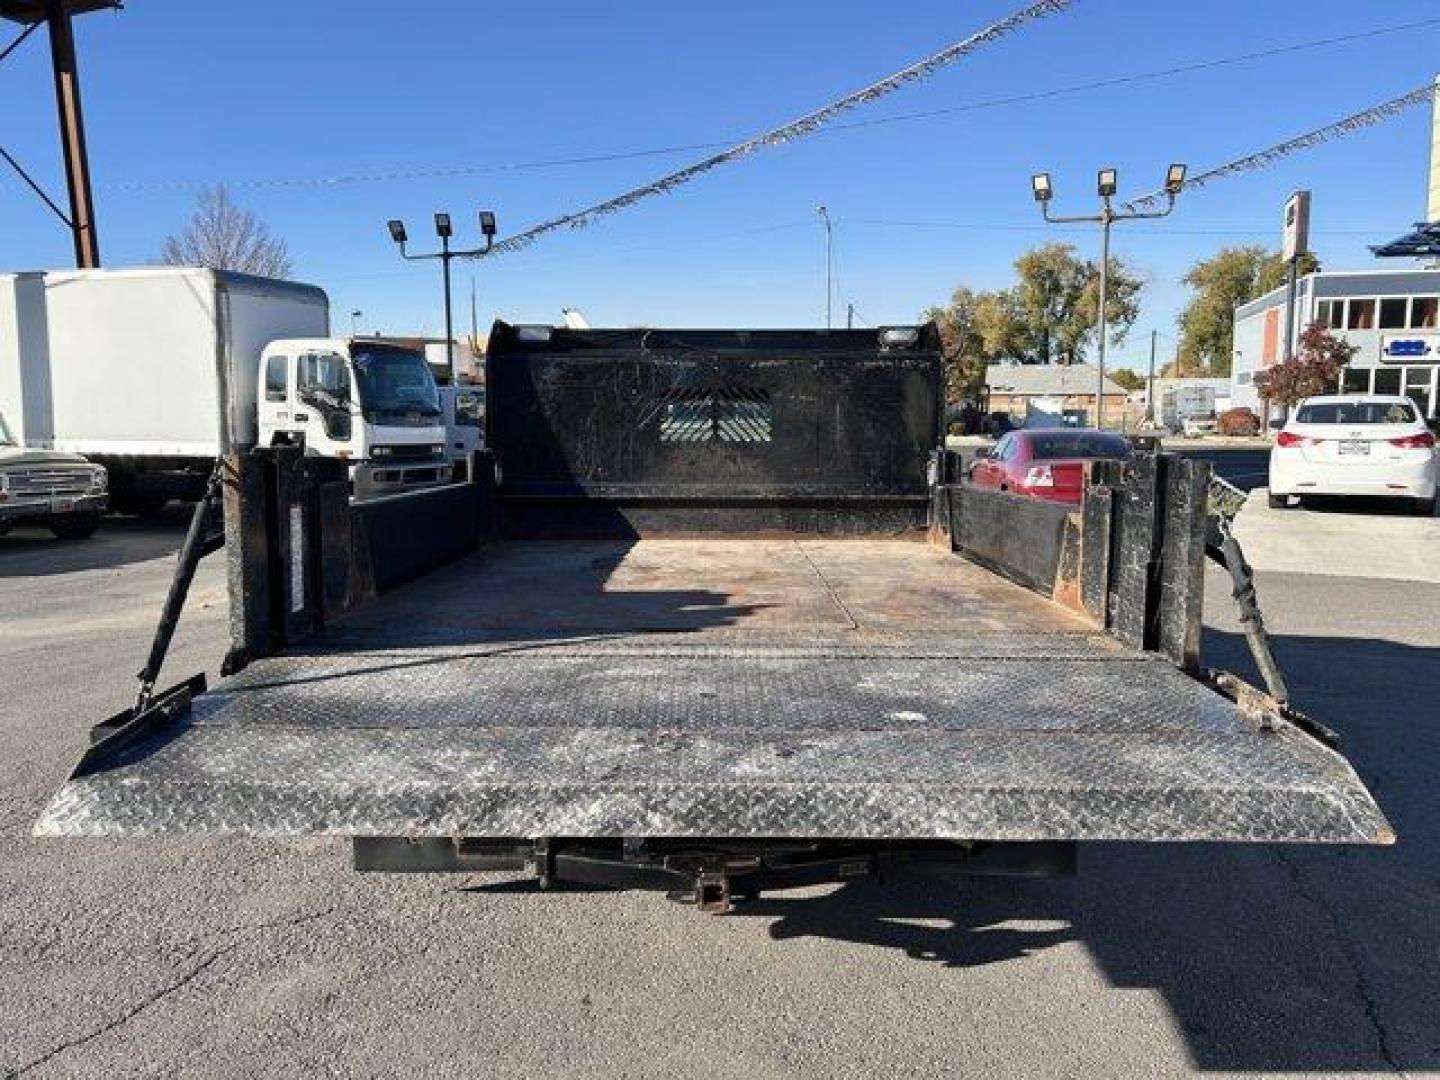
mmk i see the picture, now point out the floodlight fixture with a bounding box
[387,219,407,244]
[1097,168,1118,198]
[478,210,497,238]
[1165,163,1188,195]
[1031,173,1052,203]
[434,212,453,239]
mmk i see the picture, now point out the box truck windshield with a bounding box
[352,346,441,423]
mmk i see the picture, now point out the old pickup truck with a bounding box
[35,323,1390,911]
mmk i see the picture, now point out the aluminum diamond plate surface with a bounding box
[36,539,1393,844]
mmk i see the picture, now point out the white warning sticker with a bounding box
[289,503,305,613]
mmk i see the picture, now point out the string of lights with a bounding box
[484,0,1077,255]
[1123,82,1440,213]
[83,16,1438,198]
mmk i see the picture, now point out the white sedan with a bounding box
[1269,394,1436,515]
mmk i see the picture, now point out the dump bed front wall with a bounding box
[486,331,942,502]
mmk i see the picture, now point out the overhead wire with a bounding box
[81,15,1439,197]
[486,0,1078,255]
[846,217,1388,237]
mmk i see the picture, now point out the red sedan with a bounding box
[967,428,1133,504]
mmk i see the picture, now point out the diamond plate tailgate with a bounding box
[35,633,1392,844]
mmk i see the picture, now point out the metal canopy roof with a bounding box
[1371,222,1440,259]
[0,0,119,24]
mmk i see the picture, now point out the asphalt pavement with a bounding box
[1,515,1435,1078]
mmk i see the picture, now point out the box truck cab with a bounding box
[258,338,449,498]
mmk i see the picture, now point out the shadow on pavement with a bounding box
[715,627,1434,1073]
[0,508,190,578]
[1284,493,1435,517]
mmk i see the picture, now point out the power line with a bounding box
[99,140,727,194]
[1123,81,1440,212]
[320,219,817,279]
[85,15,1439,196]
[847,217,1388,237]
[822,17,1440,135]
[487,0,1078,255]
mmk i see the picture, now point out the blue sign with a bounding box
[1382,338,1433,359]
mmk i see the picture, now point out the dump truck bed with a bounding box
[36,536,1390,844]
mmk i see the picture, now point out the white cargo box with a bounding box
[0,267,328,455]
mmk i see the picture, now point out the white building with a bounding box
[1231,269,1440,419]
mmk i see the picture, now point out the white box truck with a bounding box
[1161,384,1218,435]
[0,267,449,512]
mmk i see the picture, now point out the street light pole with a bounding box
[816,204,833,329]
[1031,164,1187,428]
[1096,207,1112,413]
[387,210,498,384]
[1146,328,1158,427]
[439,229,454,377]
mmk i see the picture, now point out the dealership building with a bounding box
[1230,268,1440,419]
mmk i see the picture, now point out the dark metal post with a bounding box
[1281,256,1298,364]
[1146,328,1157,427]
[440,234,455,381]
[135,463,225,710]
[1095,207,1112,427]
[45,0,100,268]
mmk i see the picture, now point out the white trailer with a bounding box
[0,267,451,512]
[1161,384,1218,433]
[0,267,328,512]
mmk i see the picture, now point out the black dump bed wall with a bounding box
[484,323,942,533]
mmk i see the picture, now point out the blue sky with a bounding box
[3,0,1438,372]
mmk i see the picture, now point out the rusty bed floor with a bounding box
[36,538,1392,844]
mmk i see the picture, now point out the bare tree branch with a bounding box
[159,184,293,278]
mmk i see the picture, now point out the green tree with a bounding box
[1011,243,1143,364]
[1109,368,1147,392]
[925,287,987,402]
[1176,247,1320,376]
[925,286,1026,400]
[926,244,1145,402]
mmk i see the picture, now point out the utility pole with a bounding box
[816,205,833,329]
[846,302,854,330]
[1146,328,1158,427]
[1031,164,1188,428]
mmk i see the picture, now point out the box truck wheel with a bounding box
[49,511,101,540]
